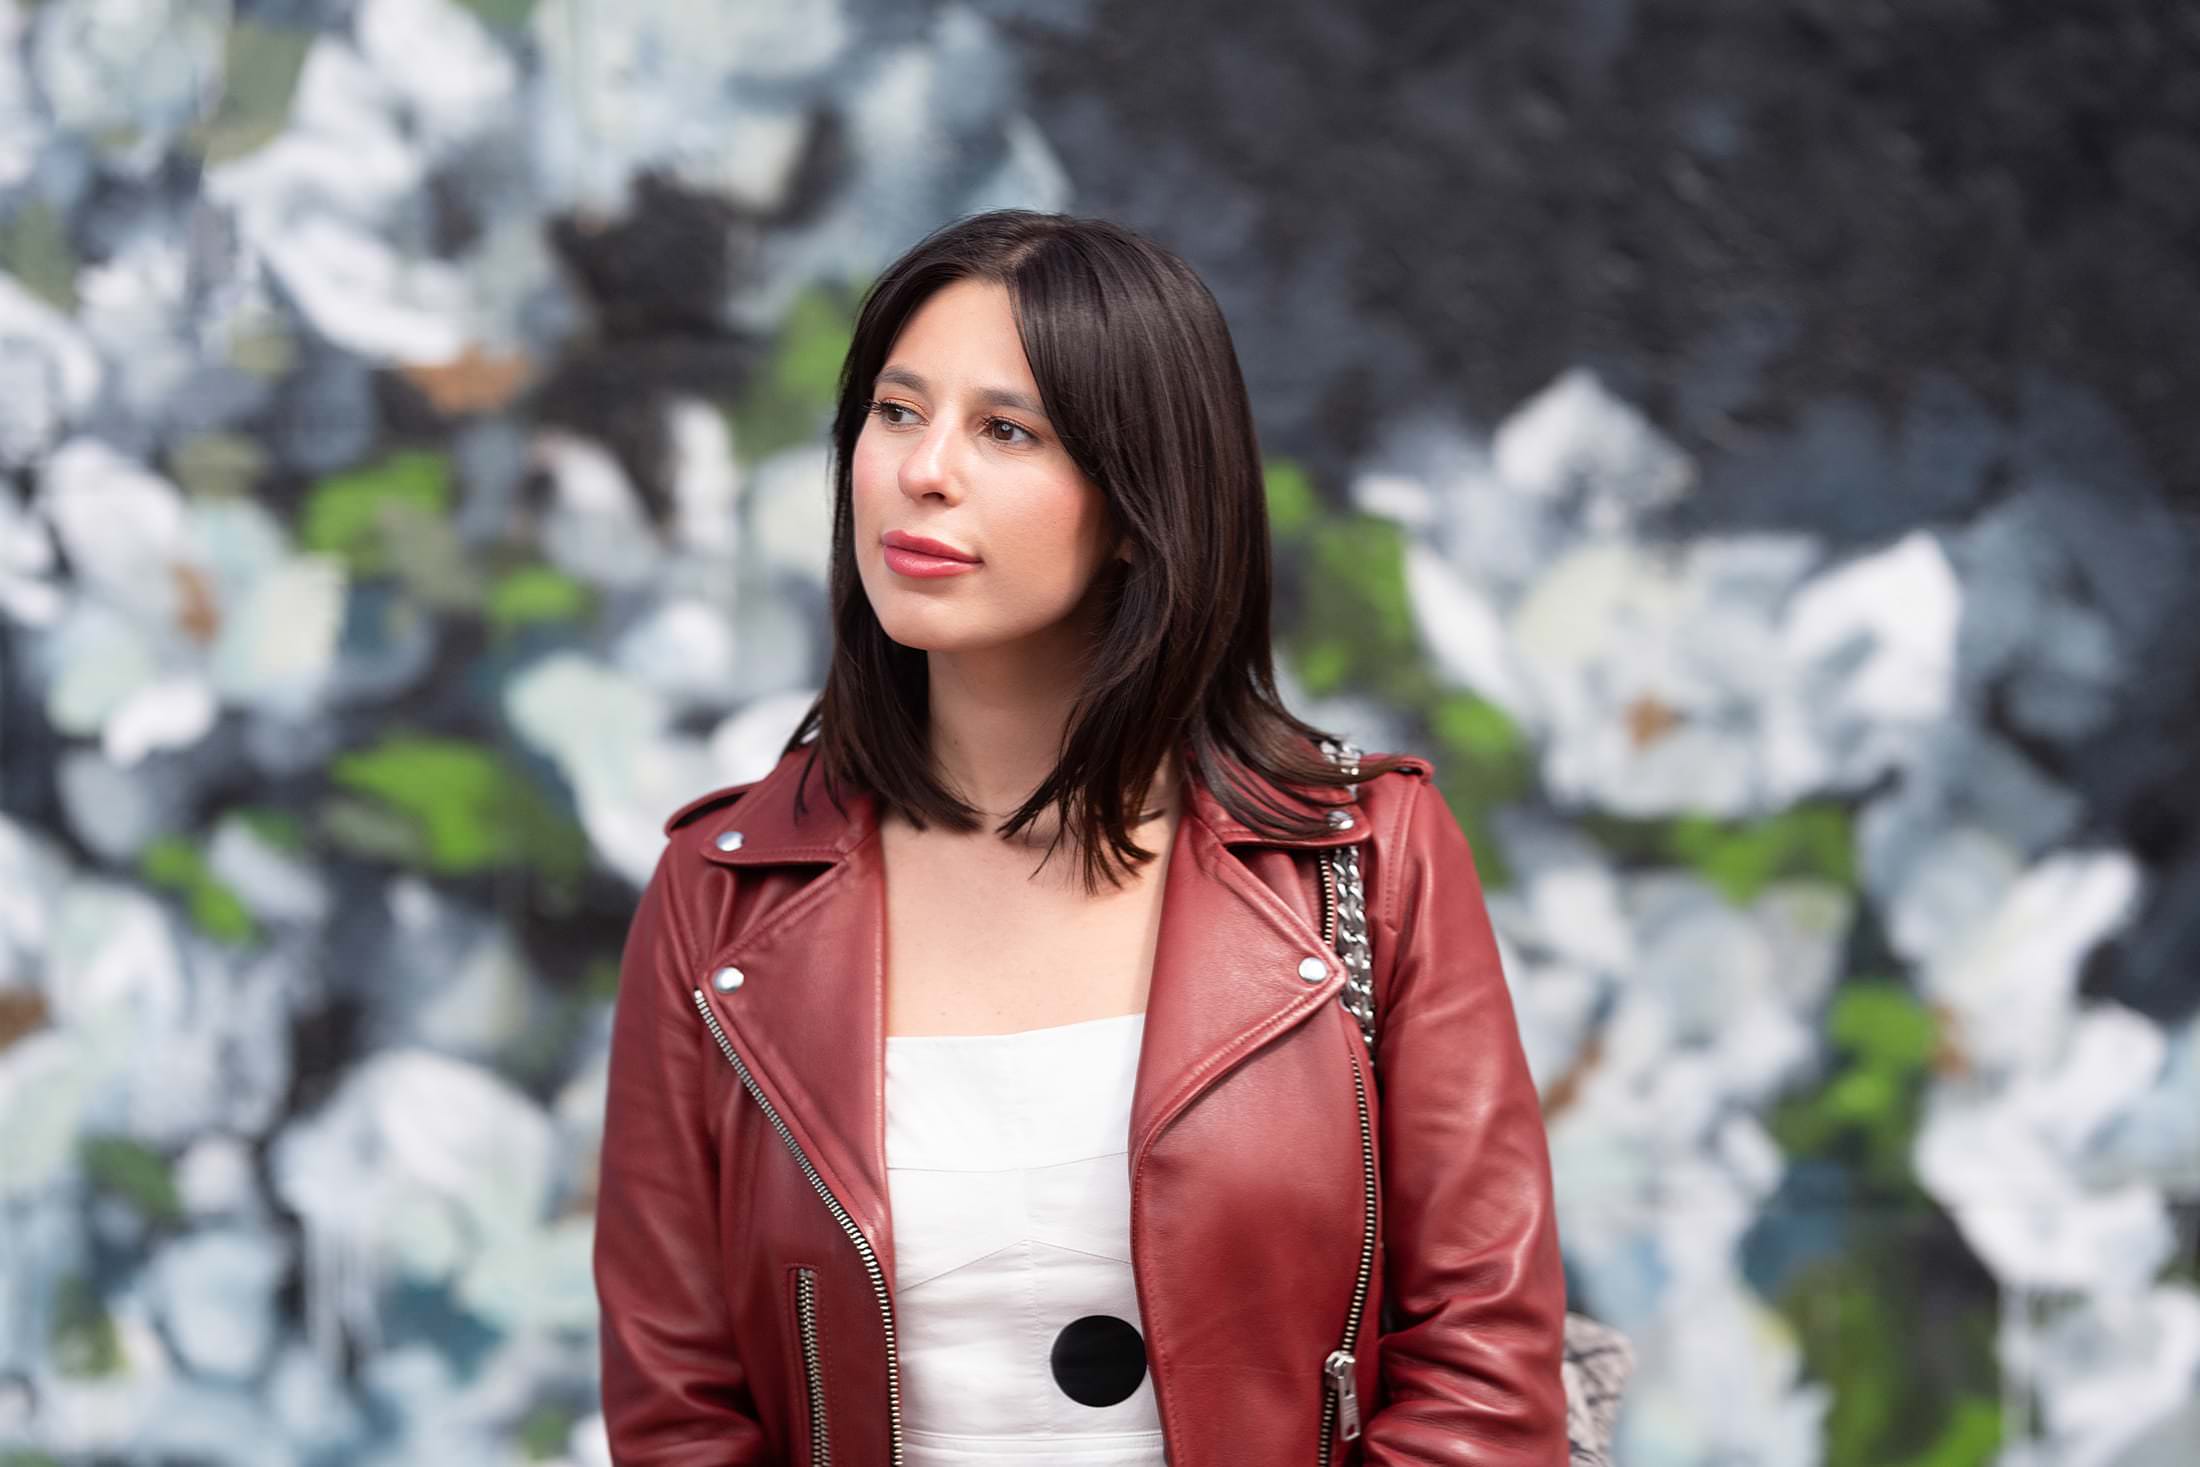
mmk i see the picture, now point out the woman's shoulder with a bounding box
[661,778,763,838]
[1327,746,1497,898]
[1336,745,1437,824]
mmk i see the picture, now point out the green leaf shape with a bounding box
[190,21,313,164]
[730,281,861,461]
[1828,983,1940,1071]
[80,1136,183,1225]
[1776,1239,2001,1467]
[49,1275,121,1379]
[487,566,592,634]
[583,956,623,1001]
[1264,458,1319,540]
[235,806,307,853]
[456,0,537,28]
[327,735,587,881]
[1295,513,1433,707]
[1581,802,1854,905]
[1432,689,1526,764]
[376,496,483,610]
[1670,805,1855,901]
[517,1402,575,1460]
[1889,1398,2003,1467]
[1427,691,1533,889]
[0,199,78,311]
[301,450,454,574]
[139,836,259,945]
[1768,980,1938,1196]
[1270,478,1526,887]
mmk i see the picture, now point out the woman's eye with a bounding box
[866,399,1034,446]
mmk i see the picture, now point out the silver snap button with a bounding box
[1297,956,1328,982]
[715,830,745,852]
[711,965,745,992]
[1327,809,1355,830]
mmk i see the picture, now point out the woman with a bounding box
[593,209,1569,1466]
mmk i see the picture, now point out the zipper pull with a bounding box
[1325,1349,1362,1440]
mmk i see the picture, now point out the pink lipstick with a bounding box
[882,530,982,579]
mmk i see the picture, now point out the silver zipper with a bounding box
[794,1266,830,1464]
[692,989,903,1465]
[1318,849,1340,949]
[1318,1040,1377,1462]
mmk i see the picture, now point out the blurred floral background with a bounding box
[1,1,2197,1464]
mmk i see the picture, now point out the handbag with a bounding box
[1317,739,1634,1466]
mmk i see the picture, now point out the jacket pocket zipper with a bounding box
[795,1266,830,1464]
[1318,1044,1377,1462]
[693,989,904,1466]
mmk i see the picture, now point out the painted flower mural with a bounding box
[0,1,2195,1465]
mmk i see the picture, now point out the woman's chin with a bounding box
[875,611,995,655]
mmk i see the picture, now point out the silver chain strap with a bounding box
[1317,741,1635,1460]
[1319,738,1378,1067]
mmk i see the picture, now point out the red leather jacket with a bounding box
[594,740,1569,1465]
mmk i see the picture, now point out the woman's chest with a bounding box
[879,825,1175,1036]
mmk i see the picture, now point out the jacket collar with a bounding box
[679,737,1375,1276]
[671,738,1369,867]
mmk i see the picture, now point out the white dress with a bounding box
[884,1010,1168,1465]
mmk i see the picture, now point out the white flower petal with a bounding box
[209,554,347,713]
[667,399,741,557]
[256,217,469,364]
[38,437,187,613]
[44,601,162,737]
[1924,849,2143,1076]
[1918,1090,2173,1293]
[1491,366,1695,531]
[2028,1286,2200,1467]
[353,0,515,148]
[103,675,220,766]
[1404,541,1536,722]
[612,599,739,709]
[531,0,849,213]
[0,275,102,465]
[506,652,717,884]
[747,442,835,588]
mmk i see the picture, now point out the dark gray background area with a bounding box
[989,0,2200,509]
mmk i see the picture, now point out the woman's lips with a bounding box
[882,544,982,578]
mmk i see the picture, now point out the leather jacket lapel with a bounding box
[689,763,894,1263]
[1129,805,1356,1168]
[683,742,1372,1292]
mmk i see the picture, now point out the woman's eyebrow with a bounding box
[873,365,1048,418]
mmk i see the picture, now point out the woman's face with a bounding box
[850,277,1123,658]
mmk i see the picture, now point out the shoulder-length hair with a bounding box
[787,207,1413,892]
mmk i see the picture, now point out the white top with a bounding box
[884,1011,1167,1465]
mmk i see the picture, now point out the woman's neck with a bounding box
[921,649,1177,830]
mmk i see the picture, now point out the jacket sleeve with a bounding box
[1359,775,1570,1466]
[595,841,774,1465]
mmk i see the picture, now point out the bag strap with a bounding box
[1317,738,1379,1067]
[1313,737,1634,1467]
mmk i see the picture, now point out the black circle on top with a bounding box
[1050,1314,1148,1406]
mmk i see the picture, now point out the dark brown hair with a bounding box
[787,208,1412,892]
